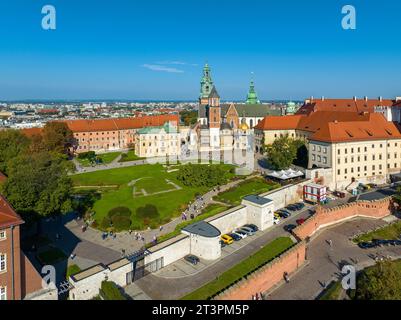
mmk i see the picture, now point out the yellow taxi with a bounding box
[221,234,234,245]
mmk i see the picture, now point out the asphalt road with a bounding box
[267,217,401,300]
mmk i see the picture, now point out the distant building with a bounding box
[255,97,401,190]
[134,122,180,158]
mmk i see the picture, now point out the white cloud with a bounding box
[142,64,184,73]
[156,61,198,67]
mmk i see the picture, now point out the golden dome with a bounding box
[240,122,249,130]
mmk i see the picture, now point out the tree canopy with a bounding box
[177,164,229,188]
[180,110,198,126]
[0,129,31,174]
[355,260,401,300]
[2,151,72,221]
[265,135,308,170]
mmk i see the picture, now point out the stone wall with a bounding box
[214,241,306,300]
[260,182,307,210]
[293,197,393,241]
[69,258,133,300]
[144,235,190,267]
[207,206,248,235]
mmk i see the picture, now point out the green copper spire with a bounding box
[246,79,261,104]
[286,101,297,115]
[200,63,214,100]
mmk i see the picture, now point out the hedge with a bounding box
[99,281,127,300]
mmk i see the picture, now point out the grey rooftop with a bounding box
[243,195,272,206]
[182,220,221,238]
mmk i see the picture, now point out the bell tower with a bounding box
[200,63,214,105]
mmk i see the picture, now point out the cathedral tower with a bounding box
[200,63,214,105]
[246,80,261,105]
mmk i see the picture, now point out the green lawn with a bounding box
[77,152,121,167]
[353,220,401,243]
[119,150,144,162]
[66,264,81,279]
[214,177,279,206]
[37,247,67,265]
[181,237,294,300]
[72,163,235,230]
[154,204,230,245]
[319,281,344,300]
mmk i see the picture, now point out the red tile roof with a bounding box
[297,98,395,115]
[310,113,401,143]
[0,195,24,229]
[63,114,179,132]
[255,111,401,143]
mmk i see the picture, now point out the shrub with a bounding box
[111,215,131,232]
[99,281,127,300]
[78,151,96,160]
[136,204,160,220]
[100,216,112,230]
[108,206,132,218]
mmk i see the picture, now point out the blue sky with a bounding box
[0,0,400,101]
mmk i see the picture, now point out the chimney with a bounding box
[364,96,368,102]
[321,96,325,101]
[353,96,357,101]
[311,96,314,101]
[379,96,383,102]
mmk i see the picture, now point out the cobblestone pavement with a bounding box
[266,217,401,300]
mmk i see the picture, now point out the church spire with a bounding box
[246,76,261,105]
[200,62,214,104]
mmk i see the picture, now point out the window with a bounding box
[312,145,316,151]
[0,253,6,272]
[0,287,6,300]
[0,231,5,241]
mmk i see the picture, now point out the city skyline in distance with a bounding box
[0,0,401,101]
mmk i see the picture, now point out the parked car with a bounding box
[233,230,248,239]
[284,224,297,232]
[277,211,290,219]
[239,227,255,236]
[286,204,297,211]
[367,183,378,189]
[243,224,259,232]
[278,209,292,217]
[274,216,280,225]
[184,254,200,265]
[221,234,234,245]
[296,218,306,225]
[228,233,242,241]
[358,242,377,249]
[294,202,305,210]
[219,240,226,248]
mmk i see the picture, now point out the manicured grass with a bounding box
[119,150,144,162]
[77,152,121,167]
[37,247,67,265]
[181,237,294,300]
[353,220,401,243]
[66,264,81,279]
[72,163,235,231]
[214,177,279,206]
[154,204,230,245]
[319,280,344,300]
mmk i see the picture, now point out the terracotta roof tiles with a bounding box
[0,195,24,229]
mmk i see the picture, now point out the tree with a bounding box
[41,122,73,154]
[177,164,228,187]
[293,140,309,168]
[0,129,30,174]
[265,135,298,170]
[1,151,73,222]
[180,110,198,126]
[355,260,401,300]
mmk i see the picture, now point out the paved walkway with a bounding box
[64,174,259,257]
[133,204,314,299]
[266,217,401,300]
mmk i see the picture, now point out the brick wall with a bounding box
[20,253,43,298]
[215,242,306,300]
[0,226,22,300]
[293,197,392,241]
